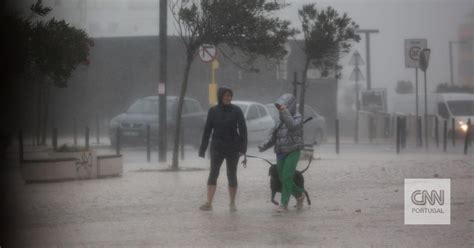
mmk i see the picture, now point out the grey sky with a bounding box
[10,0,474,96]
[280,0,473,96]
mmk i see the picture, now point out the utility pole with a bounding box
[356,29,379,90]
[158,0,168,162]
[349,50,365,143]
[419,48,431,150]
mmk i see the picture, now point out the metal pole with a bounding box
[335,119,339,154]
[449,41,454,86]
[355,59,359,143]
[73,118,77,146]
[116,127,121,156]
[147,125,151,162]
[443,119,447,152]
[365,32,371,90]
[424,70,428,149]
[396,116,400,154]
[356,29,379,90]
[452,118,456,147]
[96,114,100,144]
[401,117,406,149]
[464,119,471,155]
[158,0,168,162]
[435,116,439,147]
[415,67,419,147]
[418,117,423,147]
[85,127,89,150]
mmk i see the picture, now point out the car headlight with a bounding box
[458,121,468,132]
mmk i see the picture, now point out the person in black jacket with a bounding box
[198,86,247,212]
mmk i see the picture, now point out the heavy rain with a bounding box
[1,0,473,247]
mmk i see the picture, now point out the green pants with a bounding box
[277,150,304,206]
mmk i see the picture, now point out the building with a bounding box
[458,8,474,87]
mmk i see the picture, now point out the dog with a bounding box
[243,155,312,206]
[268,157,312,206]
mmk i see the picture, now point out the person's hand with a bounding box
[241,154,247,168]
[198,150,205,158]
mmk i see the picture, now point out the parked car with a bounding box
[109,96,207,148]
[265,103,326,145]
[232,101,275,143]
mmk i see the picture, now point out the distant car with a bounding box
[265,103,326,145]
[232,101,275,143]
[109,96,207,147]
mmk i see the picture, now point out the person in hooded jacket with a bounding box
[198,87,247,212]
[258,93,306,212]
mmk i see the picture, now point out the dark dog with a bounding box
[268,157,312,206]
[243,155,312,206]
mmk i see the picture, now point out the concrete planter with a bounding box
[97,155,123,177]
[21,150,122,183]
[21,158,77,183]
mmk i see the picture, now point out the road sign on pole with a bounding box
[349,50,365,66]
[199,44,217,63]
[418,48,431,72]
[405,39,427,68]
[349,50,365,143]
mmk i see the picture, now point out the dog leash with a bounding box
[241,116,314,168]
[242,153,314,171]
[242,154,274,167]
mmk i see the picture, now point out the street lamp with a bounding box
[449,40,467,86]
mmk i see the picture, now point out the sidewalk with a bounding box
[1,146,473,247]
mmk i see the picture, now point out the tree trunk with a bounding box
[171,54,194,170]
[41,83,50,145]
[298,58,310,118]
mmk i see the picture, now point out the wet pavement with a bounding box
[1,144,473,247]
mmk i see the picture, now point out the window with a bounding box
[235,104,248,114]
[257,105,268,118]
[127,100,158,114]
[438,102,450,119]
[447,100,474,116]
[247,105,259,120]
[186,99,203,113]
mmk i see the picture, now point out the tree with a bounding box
[395,80,414,94]
[297,4,360,116]
[27,0,92,145]
[170,0,294,169]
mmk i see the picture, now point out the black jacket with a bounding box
[199,87,247,156]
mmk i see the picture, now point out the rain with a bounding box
[0,0,473,247]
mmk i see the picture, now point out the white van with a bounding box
[390,93,474,135]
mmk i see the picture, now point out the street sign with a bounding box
[405,39,427,68]
[199,44,217,63]
[350,67,365,82]
[349,50,365,66]
[418,48,431,72]
[158,82,165,95]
